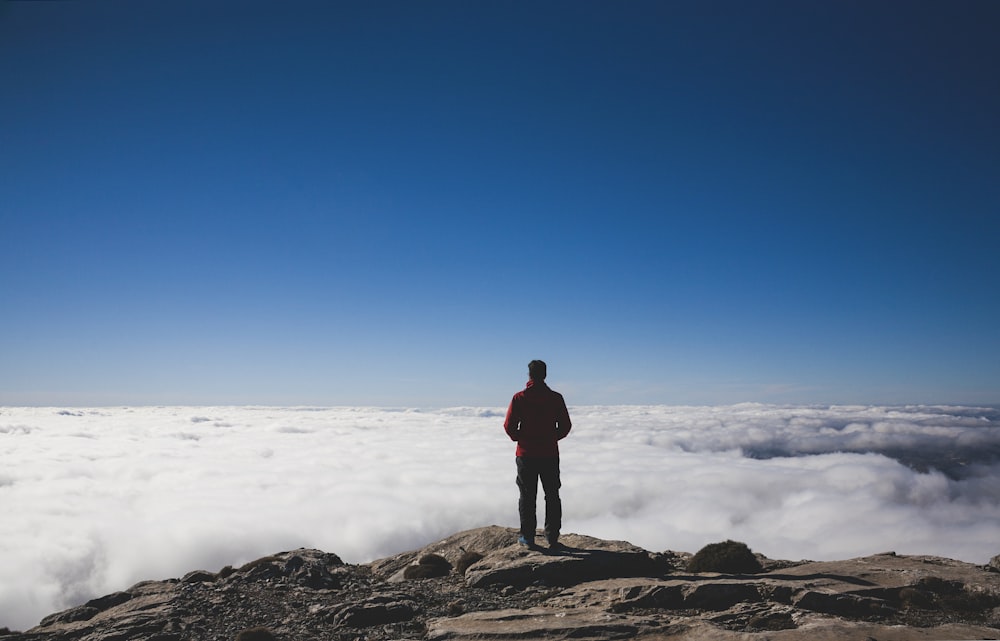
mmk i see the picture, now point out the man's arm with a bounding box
[503,396,520,441]
[555,394,571,440]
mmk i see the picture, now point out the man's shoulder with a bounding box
[548,388,570,410]
[528,385,564,400]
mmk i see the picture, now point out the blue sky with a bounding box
[2,1,998,407]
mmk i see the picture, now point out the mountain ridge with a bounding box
[4,526,999,640]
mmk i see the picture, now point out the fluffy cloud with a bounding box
[0,404,997,630]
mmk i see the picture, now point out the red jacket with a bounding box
[504,379,572,457]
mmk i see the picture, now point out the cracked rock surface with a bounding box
[3,526,999,641]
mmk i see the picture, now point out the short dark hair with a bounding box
[528,360,547,381]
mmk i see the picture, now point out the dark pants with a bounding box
[516,456,561,542]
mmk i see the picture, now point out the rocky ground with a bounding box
[3,526,1000,641]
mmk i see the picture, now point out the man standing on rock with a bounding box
[504,359,572,548]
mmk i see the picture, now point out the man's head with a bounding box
[528,360,547,381]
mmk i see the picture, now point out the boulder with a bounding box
[181,570,216,583]
[328,594,418,628]
[462,531,665,588]
[283,553,344,589]
[373,525,517,580]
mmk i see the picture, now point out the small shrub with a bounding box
[419,553,452,570]
[687,540,762,574]
[404,564,444,579]
[456,551,485,575]
[235,627,276,641]
[403,553,452,579]
[403,553,453,579]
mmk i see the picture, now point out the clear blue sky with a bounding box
[2,1,998,407]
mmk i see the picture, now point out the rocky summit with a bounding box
[4,526,1000,641]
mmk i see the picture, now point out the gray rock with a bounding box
[83,591,132,612]
[234,626,277,640]
[426,607,647,641]
[17,530,1000,641]
[181,570,216,583]
[610,583,685,611]
[284,554,343,589]
[794,590,896,618]
[373,525,518,580]
[38,605,99,626]
[329,595,418,627]
[683,582,763,610]
[462,531,664,588]
[747,608,797,631]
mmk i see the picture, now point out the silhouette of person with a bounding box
[504,360,572,547]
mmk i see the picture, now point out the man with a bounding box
[504,359,572,547]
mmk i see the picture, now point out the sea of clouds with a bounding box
[2,404,999,630]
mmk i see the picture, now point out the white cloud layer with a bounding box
[1,404,998,630]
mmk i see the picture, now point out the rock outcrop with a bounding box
[3,526,999,641]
